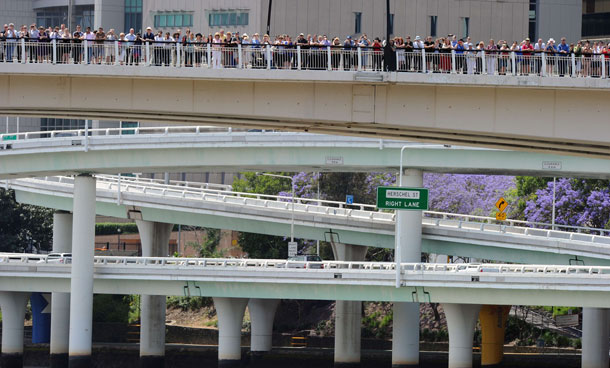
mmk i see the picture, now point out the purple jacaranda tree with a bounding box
[524,178,610,229]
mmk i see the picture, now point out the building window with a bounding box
[528,0,537,41]
[36,5,93,29]
[40,118,87,132]
[124,0,142,32]
[208,11,249,27]
[120,121,139,135]
[430,15,437,37]
[154,13,193,28]
[461,17,470,38]
[389,13,395,35]
[354,12,362,34]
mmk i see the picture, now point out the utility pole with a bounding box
[266,0,273,36]
[68,0,75,32]
[384,0,396,71]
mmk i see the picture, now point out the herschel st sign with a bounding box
[377,187,429,210]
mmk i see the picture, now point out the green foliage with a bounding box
[0,189,53,253]
[92,294,130,324]
[232,172,292,196]
[166,296,213,311]
[95,222,139,236]
[540,306,580,318]
[320,173,372,203]
[362,309,393,339]
[514,176,551,218]
[421,328,448,342]
[187,228,224,258]
[127,295,140,324]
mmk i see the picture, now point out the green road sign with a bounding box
[377,186,429,210]
[2,135,17,141]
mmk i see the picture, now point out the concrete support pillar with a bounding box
[479,305,510,367]
[582,308,609,368]
[50,211,73,368]
[213,297,248,367]
[68,174,96,368]
[0,292,30,368]
[136,220,173,368]
[331,243,367,367]
[393,169,423,368]
[248,298,280,359]
[443,303,481,368]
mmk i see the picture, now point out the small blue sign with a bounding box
[31,292,51,343]
[346,195,354,205]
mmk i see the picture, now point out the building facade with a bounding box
[582,0,610,38]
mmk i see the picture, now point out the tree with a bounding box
[233,172,293,259]
[0,189,53,253]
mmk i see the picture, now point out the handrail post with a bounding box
[297,45,302,70]
[357,47,362,71]
[207,43,211,68]
[266,45,271,70]
[20,38,26,64]
[176,42,181,67]
[238,43,243,69]
[571,53,576,77]
[421,49,426,73]
[510,51,516,75]
[52,39,57,64]
[602,54,606,79]
[451,50,456,73]
[541,52,547,76]
[481,51,486,74]
[84,40,89,64]
[114,40,120,65]
[327,46,332,71]
[146,41,151,66]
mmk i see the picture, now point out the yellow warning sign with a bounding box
[496,212,507,221]
[495,197,508,212]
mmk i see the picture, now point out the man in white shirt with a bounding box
[124,28,137,65]
[5,23,18,62]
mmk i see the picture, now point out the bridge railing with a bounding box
[1,40,608,79]
[4,253,610,276]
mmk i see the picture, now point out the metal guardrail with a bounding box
[1,40,608,79]
[3,254,610,276]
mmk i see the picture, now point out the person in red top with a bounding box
[521,38,534,75]
[371,37,383,71]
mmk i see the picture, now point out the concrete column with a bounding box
[50,211,73,368]
[248,298,280,359]
[0,292,30,368]
[392,169,423,368]
[582,308,610,368]
[213,297,248,367]
[68,174,96,368]
[443,303,481,368]
[136,220,173,368]
[479,305,510,367]
[331,243,367,367]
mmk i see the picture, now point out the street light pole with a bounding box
[257,172,295,242]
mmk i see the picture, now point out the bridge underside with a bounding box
[14,189,610,267]
[1,70,610,158]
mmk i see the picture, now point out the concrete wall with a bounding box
[0,0,35,28]
[93,0,124,33]
[537,0,582,43]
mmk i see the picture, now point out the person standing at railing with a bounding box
[152,31,163,66]
[72,25,83,64]
[486,39,498,75]
[162,32,173,66]
[439,37,452,73]
[521,38,534,75]
[84,27,95,64]
[0,25,6,62]
[124,28,136,65]
[498,42,510,75]
[184,32,195,67]
[556,37,570,77]
[342,35,355,71]
[394,37,406,71]
[94,27,106,64]
[413,35,423,71]
[105,29,117,64]
[38,26,50,63]
[27,24,39,63]
[424,36,435,73]
[142,27,154,65]
[533,38,545,75]
[371,37,383,71]
[60,28,71,63]
[194,33,205,67]
[454,39,465,73]
[250,33,262,68]
[212,32,222,69]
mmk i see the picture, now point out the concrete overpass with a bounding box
[8,175,610,267]
[1,62,610,158]
[3,128,610,180]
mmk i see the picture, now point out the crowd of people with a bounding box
[1,21,609,77]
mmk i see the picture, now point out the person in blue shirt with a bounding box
[455,39,465,73]
[557,37,570,77]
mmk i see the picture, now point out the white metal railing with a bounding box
[1,40,608,79]
[3,254,610,277]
